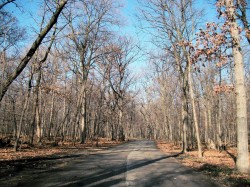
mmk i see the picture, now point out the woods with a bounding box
[0,0,141,146]
[0,0,250,175]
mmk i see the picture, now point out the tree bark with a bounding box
[35,68,42,144]
[226,0,249,173]
[48,90,55,140]
[10,98,17,138]
[188,63,202,158]
[80,84,87,144]
[14,71,33,151]
[204,108,208,144]
[217,68,222,149]
[182,93,188,153]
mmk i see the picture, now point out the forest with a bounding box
[0,0,250,176]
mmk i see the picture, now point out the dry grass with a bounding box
[157,141,250,187]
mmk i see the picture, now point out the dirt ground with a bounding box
[156,141,250,187]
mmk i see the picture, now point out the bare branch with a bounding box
[0,0,68,102]
[0,0,16,9]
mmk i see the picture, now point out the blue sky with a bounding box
[4,0,219,79]
[5,0,218,50]
[121,0,218,77]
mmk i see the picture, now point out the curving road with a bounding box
[0,140,220,187]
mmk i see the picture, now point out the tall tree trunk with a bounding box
[180,66,189,153]
[162,102,169,140]
[30,61,42,145]
[80,84,87,144]
[207,101,212,142]
[182,94,188,153]
[204,108,208,144]
[14,72,33,151]
[72,77,82,146]
[226,0,249,173]
[29,66,40,145]
[35,66,42,144]
[168,111,173,141]
[48,90,55,140]
[217,68,222,149]
[118,107,124,141]
[217,91,222,148]
[11,98,17,138]
[28,22,57,145]
[61,96,67,143]
[188,64,202,158]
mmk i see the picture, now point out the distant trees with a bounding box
[100,37,138,141]
[137,0,203,155]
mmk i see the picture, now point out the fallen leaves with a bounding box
[156,141,250,187]
[0,138,121,162]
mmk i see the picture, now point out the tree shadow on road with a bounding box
[0,154,86,179]
[62,152,184,187]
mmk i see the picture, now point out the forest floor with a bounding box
[0,138,122,184]
[0,138,120,162]
[157,141,250,187]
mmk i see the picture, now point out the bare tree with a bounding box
[63,0,122,143]
[0,0,17,9]
[0,0,68,102]
[100,37,137,140]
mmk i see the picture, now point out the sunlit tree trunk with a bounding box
[204,108,208,144]
[188,63,202,158]
[35,66,42,144]
[48,90,55,140]
[217,68,222,149]
[80,87,87,144]
[182,91,188,153]
[10,97,17,138]
[226,0,249,173]
[14,71,33,151]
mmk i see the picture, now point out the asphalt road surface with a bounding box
[0,140,220,187]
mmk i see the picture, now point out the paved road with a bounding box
[0,140,220,187]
